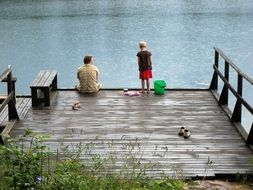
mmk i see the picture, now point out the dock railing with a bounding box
[210,47,253,145]
[0,67,19,142]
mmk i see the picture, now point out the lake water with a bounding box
[0,0,253,130]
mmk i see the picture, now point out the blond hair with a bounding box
[139,41,147,49]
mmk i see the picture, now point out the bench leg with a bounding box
[44,88,50,106]
[31,88,38,106]
[52,75,57,90]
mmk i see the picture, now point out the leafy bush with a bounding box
[0,128,49,189]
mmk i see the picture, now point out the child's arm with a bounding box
[137,57,140,68]
[149,54,152,66]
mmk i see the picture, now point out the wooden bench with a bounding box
[30,70,57,106]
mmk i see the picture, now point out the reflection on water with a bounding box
[0,0,252,128]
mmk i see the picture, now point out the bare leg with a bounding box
[146,79,150,94]
[141,79,145,93]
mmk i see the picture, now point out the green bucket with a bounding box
[154,80,166,95]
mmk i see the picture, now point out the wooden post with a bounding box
[7,71,13,119]
[219,60,229,105]
[31,88,38,106]
[7,70,12,95]
[52,74,57,91]
[9,99,19,120]
[247,123,253,145]
[12,78,16,104]
[7,71,19,120]
[210,50,219,90]
[2,76,16,103]
[231,74,243,122]
[44,88,50,106]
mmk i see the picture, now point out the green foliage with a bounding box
[235,172,253,185]
[0,129,49,189]
[0,129,186,190]
[48,159,86,190]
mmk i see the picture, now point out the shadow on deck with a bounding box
[10,90,253,178]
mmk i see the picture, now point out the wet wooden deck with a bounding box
[0,97,31,127]
[9,90,253,178]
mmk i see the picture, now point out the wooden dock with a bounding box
[9,90,253,178]
[1,48,253,178]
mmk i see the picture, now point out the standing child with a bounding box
[136,41,152,94]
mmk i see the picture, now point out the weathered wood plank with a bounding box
[10,90,253,177]
[30,70,57,88]
[44,70,57,87]
[0,98,31,126]
[30,70,45,87]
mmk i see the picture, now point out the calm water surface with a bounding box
[0,0,252,130]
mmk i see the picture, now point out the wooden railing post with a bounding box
[7,71,19,121]
[210,50,219,90]
[7,70,12,96]
[11,78,16,103]
[211,47,253,145]
[247,123,253,145]
[231,74,243,122]
[219,61,229,105]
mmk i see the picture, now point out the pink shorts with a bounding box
[139,70,152,79]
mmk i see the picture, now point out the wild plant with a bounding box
[0,129,186,189]
[0,128,49,189]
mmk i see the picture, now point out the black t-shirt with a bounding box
[136,50,152,71]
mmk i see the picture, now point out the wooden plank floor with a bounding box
[10,90,253,177]
[0,97,31,126]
